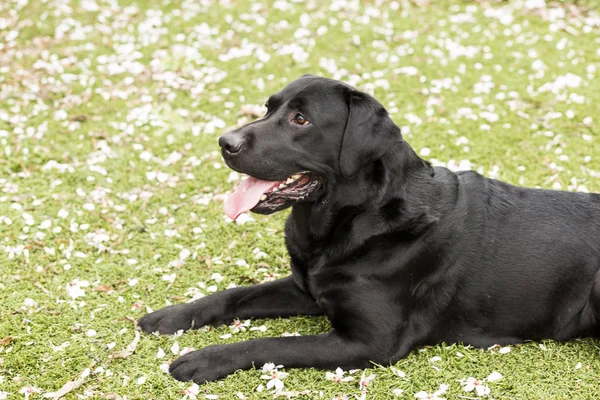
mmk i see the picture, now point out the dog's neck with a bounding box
[291,141,439,241]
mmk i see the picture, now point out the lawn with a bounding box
[1,0,600,399]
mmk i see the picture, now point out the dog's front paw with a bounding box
[169,346,233,383]
[138,304,194,335]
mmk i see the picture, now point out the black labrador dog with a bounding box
[139,75,600,384]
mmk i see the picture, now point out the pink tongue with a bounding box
[224,176,281,220]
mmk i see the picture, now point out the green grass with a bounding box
[1,0,600,398]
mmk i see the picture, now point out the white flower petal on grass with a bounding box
[462,377,490,396]
[250,325,267,332]
[487,371,503,382]
[415,383,448,400]
[23,298,37,308]
[260,363,287,392]
[437,384,449,395]
[325,367,354,383]
[183,383,200,399]
[414,391,435,399]
[164,229,178,237]
[50,341,70,352]
[66,279,89,299]
[18,386,42,400]
[498,346,511,354]
[159,363,170,373]
[476,384,490,396]
[395,66,419,76]
[157,348,165,359]
[229,319,251,333]
[171,342,180,355]
[359,371,376,392]
[261,363,281,373]
[180,248,191,260]
[157,172,169,183]
[234,213,254,225]
[227,171,241,182]
[179,347,195,356]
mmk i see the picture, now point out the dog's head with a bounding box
[220,75,403,220]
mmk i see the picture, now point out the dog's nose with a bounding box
[219,132,244,155]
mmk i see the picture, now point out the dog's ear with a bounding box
[339,90,402,178]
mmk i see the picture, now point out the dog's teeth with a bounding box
[291,174,301,179]
[260,195,267,201]
[279,183,286,189]
[286,178,294,184]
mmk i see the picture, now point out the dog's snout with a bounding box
[219,132,245,155]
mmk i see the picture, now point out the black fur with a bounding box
[139,75,600,384]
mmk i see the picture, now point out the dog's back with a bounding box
[428,169,600,346]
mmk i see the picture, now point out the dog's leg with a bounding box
[138,276,322,334]
[167,284,415,384]
[168,331,391,383]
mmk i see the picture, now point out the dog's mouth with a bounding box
[224,172,321,220]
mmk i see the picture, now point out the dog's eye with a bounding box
[293,113,309,125]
